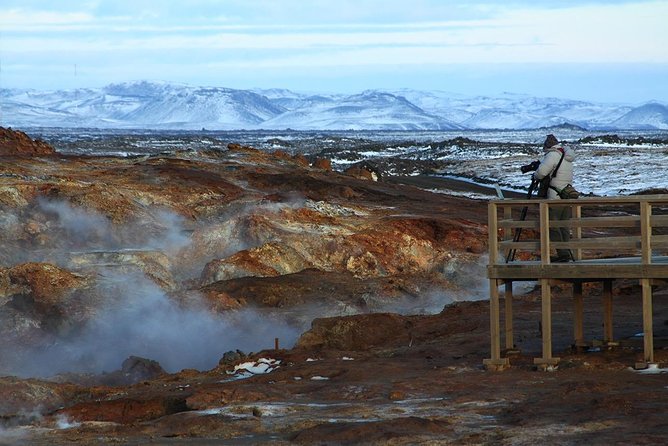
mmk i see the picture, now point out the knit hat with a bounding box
[543,134,558,148]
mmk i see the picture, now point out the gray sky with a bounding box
[1,0,667,103]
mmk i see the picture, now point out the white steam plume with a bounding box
[1,271,299,377]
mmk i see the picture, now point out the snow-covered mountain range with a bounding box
[2,81,667,131]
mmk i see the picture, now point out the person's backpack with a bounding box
[553,183,580,199]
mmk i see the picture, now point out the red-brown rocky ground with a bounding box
[0,127,666,445]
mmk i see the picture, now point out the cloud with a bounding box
[1,1,667,98]
[0,8,94,27]
[3,1,667,64]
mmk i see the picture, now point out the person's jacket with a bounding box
[533,143,576,199]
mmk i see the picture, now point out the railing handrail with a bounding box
[490,194,668,206]
[489,195,668,265]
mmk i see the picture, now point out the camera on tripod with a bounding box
[520,160,540,173]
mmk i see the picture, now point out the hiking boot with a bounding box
[550,255,571,263]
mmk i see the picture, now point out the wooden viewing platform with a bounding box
[483,195,668,370]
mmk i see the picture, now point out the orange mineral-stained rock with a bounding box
[199,242,311,285]
[2,262,88,304]
[0,376,81,418]
[312,157,332,171]
[0,127,56,156]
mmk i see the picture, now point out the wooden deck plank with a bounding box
[498,215,668,229]
[488,264,668,280]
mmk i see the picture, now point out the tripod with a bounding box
[505,178,538,263]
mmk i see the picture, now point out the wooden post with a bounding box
[573,204,582,260]
[636,201,655,368]
[504,282,514,350]
[534,279,559,367]
[638,278,655,367]
[573,281,584,347]
[490,279,501,360]
[640,201,652,264]
[484,279,509,369]
[540,202,550,264]
[603,280,614,344]
[484,203,509,369]
[489,202,499,265]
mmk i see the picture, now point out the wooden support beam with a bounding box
[489,202,499,265]
[573,281,584,347]
[489,279,501,360]
[534,279,559,367]
[573,205,582,261]
[641,278,655,365]
[539,203,550,264]
[504,282,514,350]
[603,280,614,344]
[483,279,509,369]
[640,202,652,265]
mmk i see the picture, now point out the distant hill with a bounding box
[1,81,664,130]
[611,102,668,130]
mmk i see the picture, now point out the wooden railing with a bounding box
[484,195,668,369]
[488,195,668,266]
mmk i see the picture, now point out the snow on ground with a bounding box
[36,129,668,197]
[632,364,668,374]
[224,358,281,380]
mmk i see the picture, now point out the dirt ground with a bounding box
[6,283,665,446]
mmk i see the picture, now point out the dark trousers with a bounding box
[550,205,572,259]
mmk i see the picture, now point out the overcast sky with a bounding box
[1,0,667,103]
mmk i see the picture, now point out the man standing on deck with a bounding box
[533,134,576,262]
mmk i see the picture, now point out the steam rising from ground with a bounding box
[1,196,489,378]
[3,272,299,377]
[0,198,304,378]
[38,198,114,248]
[37,198,190,254]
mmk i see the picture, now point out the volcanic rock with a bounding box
[295,301,485,351]
[66,250,176,291]
[291,416,452,443]
[0,376,81,420]
[0,262,92,339]
[121,355,166,381]
[312,157,332,170]
[1,262,87,304]
[0,127,55,156]
[344,162,381,181]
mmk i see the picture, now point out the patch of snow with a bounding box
[228,358,281,376]
[632,364,668,374]
[422,188,492,201]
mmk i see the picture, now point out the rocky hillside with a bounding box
[1,127,666,445]
[0,126,488,377]
[0,126,55,156]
